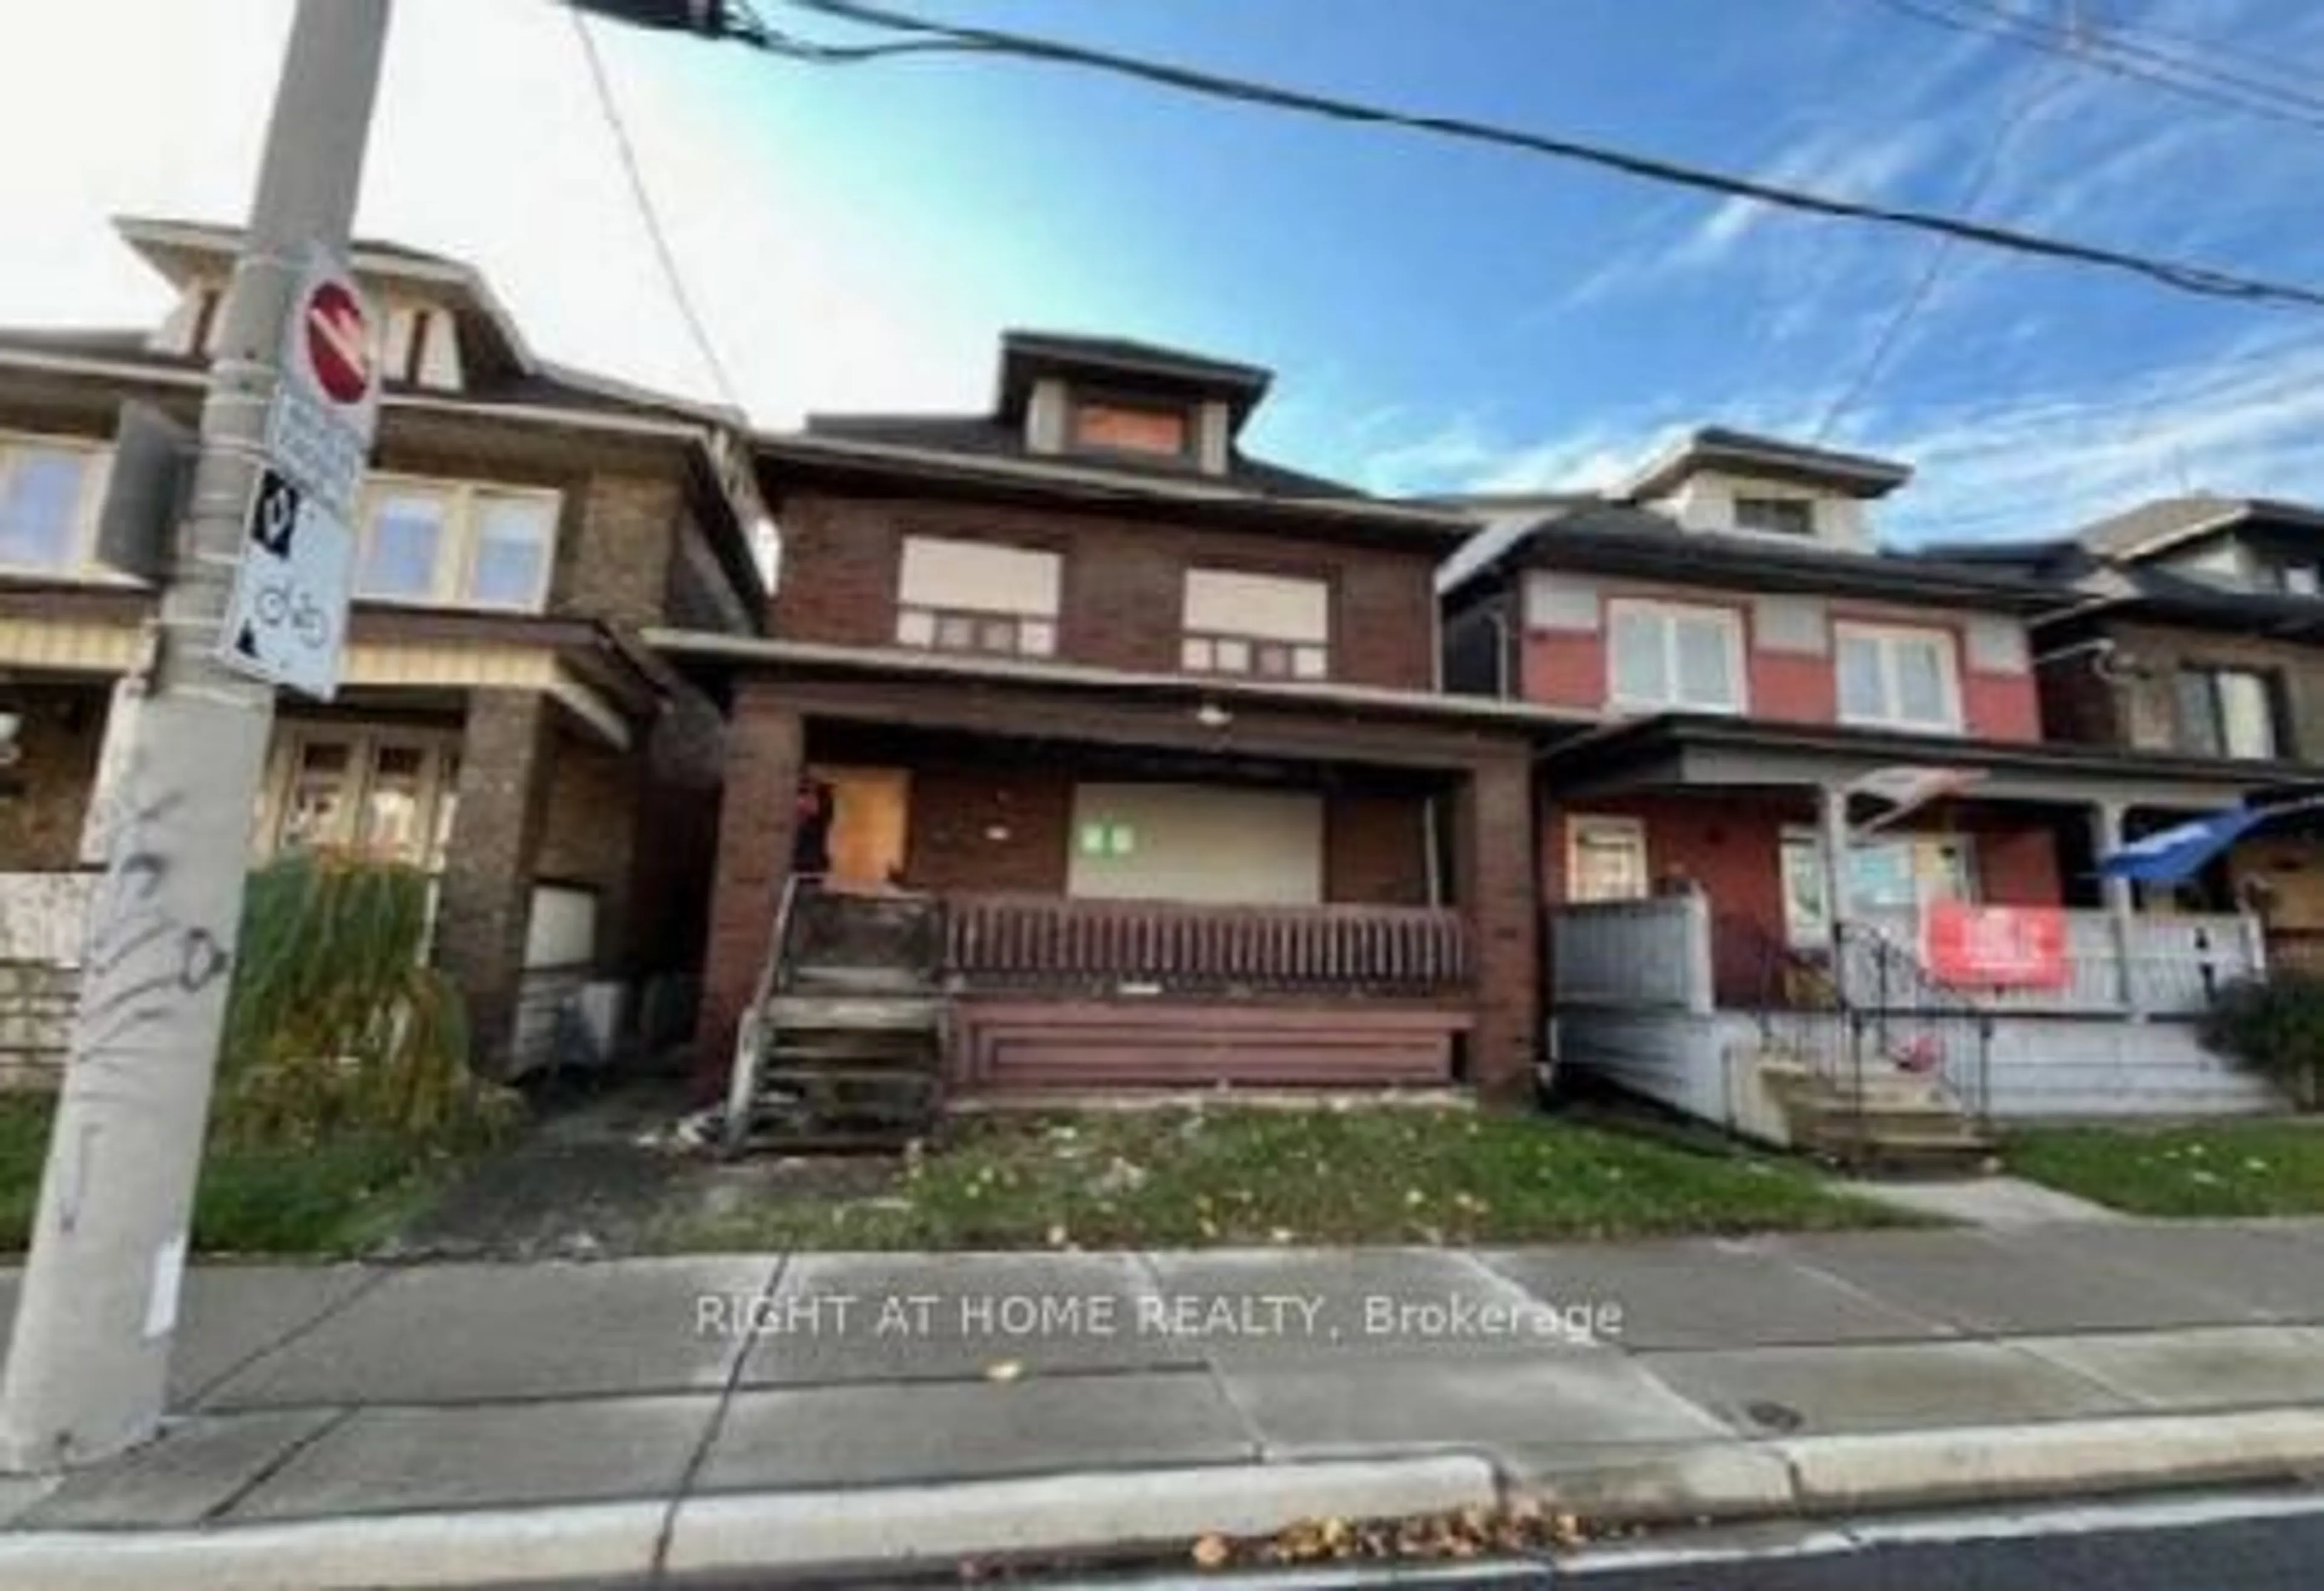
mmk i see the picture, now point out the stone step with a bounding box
[757,1064,942,1101]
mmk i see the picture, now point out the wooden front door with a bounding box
[812,766,911,888]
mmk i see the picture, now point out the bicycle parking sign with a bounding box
[217,464,357,701]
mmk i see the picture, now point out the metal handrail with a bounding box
[721,871,813,1153]
[1836,919,1997,1130]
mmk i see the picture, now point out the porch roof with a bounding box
[647,631,1588,769]
[1538,712,2297,810]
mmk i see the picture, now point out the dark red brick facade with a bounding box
[772,494,1440,691]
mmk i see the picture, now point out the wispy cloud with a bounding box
[1874,327,2324,545]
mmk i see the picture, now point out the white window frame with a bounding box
[0,431,113,579]
[1604,598,1748,714]
[1568,815,1650,904]
[353,474,560,613]
[1833,622,1964,733]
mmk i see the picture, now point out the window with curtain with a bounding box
[1606,600,1745,712]
[1836,625,1960,731]
[2176,666,2282,759]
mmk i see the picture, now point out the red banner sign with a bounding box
[1922,903,2069,989]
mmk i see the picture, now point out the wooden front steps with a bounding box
[725,888,947,1155]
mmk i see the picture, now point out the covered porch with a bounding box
[673,638,1540,1101]
[1539,715,2288,1124]
[1,596,701,1081]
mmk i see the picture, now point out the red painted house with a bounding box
[1439,430,2277,1130]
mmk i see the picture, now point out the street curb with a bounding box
[0,1499,668,1590]
[664,1455,1500,1578]
[1773,1406,2324,1512]
[0,1456,1499,1590]
[8,1412,2324,1588]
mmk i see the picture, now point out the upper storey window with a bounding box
[895,535,1060,658]
[1733,495,1815,537]
[1181,567,1328,679]
[1837,623,1961,733]
[353,477,559,612]
[0,436,104,575]
[1068,396,1193,462]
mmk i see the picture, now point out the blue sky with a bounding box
[7,0,2324,544]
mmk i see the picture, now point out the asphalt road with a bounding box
[1023,1489,2324,1591]
[465,1489,2324,1588]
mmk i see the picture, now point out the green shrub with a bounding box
[2201,972,2324,1110]
[215,853,519,1149]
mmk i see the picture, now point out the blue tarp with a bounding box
[2099,806,2278,884]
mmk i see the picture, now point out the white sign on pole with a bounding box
[262,244,380,519]
[216,465,358,701]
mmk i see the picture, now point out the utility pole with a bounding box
[0,0,393,1471]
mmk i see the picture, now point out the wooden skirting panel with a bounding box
[951,997,1471,1092]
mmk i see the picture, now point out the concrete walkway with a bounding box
[5,1218,2324,1587]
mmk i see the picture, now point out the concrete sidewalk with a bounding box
[5,1217,2324,1586]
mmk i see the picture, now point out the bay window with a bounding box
[1606,599,1745,713]
[1836,624,1960,732]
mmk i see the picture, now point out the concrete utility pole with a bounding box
[0,1,393,1471]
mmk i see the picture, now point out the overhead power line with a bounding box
[570,8,746,410]
[1866,0,2324,134]
[1814,64,2069,442]
[741,0,2324,312]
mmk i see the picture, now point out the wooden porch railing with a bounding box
[944,893,1472,996]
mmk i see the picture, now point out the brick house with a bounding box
[1440,430,2282,1129]
[1961,494,2324,971]
[664,332,1554,1109]
[0,218,764,1077]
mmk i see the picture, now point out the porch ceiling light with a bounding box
[0,707,19,768]
[1195,701,1232,729]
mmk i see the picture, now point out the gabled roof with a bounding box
[996,330,1273,426]
[1437,500,2061,612]
[1623,426,1913,502]
[2072,492,2324,562]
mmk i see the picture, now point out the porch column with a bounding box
[2090,799,2143,1018]
[436,689,554,1075]
[1451,749,1538,1103]
[695,681,806,1098]
[1817,781,1851,998]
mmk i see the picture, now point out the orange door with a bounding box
[811,766,910,888]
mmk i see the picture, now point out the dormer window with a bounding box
[1734,495,1814,537]
[1067,395,1193,462]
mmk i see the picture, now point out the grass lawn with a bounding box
[657,1104,1914,1251]
[2007,1119,2324,1218]
[0,1097,467,1258]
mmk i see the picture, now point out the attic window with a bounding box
[1734,496,1814,537]
[1068,396,1192,461]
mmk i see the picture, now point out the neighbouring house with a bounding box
[1438,428,2285,1147]
[661,331,1557,1133]
[0,217,766,1081]
[1954,494,2324,976]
